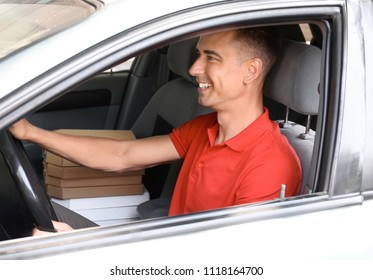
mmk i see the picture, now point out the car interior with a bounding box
[0,22,323,240]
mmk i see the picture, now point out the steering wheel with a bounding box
[0,130,57,232]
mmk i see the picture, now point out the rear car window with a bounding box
[0,0,101,59]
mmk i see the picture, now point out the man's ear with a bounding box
[243,58,262,84]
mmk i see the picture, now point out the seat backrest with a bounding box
[264,39,321,195]
[133,37,212,218]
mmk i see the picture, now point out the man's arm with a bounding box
[10,119,181,173]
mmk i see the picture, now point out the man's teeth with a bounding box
[199,83,212,89]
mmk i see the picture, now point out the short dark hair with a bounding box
[232,27,279,78]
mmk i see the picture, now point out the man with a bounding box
[10,28,302,234]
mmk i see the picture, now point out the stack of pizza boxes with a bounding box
[44,129,144,200]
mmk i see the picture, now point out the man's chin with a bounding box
[198,97,208,107]
[198,99,215,111]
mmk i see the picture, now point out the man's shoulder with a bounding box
[171,111,216,139]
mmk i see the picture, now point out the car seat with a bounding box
[264,39,321,195]
[134,37,211,218]
[137,36,321,218]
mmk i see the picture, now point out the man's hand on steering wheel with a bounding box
[9,119,33,141]
[32,221,73,236]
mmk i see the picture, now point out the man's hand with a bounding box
[32,220,74,236]
[9,118,32,141]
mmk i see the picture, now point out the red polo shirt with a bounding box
[168,108,302,216]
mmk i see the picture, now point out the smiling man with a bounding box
[167,29,301,214]
[10,27,301,231]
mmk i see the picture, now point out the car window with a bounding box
[0,0,101,60]
[104,58,135,73]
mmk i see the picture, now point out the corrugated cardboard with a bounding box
[46,163,144,179]
[45,129,137,167]
[43,129,144,199]
[47,184,144,199]
[45,173,142,188]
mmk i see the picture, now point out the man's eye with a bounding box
[207,56,217,61]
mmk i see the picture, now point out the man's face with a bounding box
[189,31,250,111]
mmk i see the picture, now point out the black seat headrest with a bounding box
[167,37,199,84]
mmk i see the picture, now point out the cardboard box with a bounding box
[45,173,142,188]
[43,129,145,199]
[45,129,137,167]
[73,206,139,221]
[51,190,150,210]
[45,152,79,167]
[47,184,144,199]
[51,189,150,225]
[46,163,144,179]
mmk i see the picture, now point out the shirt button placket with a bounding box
[191,161,203,180]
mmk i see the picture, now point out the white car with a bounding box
[0,0,372,276]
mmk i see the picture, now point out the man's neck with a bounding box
[214,103,264,145]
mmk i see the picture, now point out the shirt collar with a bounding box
[207,108,272,152]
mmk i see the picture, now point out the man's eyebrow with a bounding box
[202,49,223,59]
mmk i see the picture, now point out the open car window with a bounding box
[0,20,326,233]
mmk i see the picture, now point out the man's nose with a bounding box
[189,56,205,77]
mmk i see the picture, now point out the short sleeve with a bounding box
[169,112,217,159]
[169,122,192,158]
